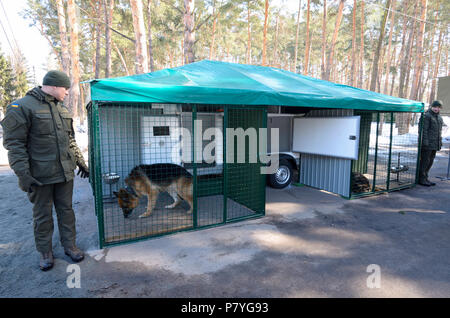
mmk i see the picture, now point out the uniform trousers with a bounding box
[27,180,76,253]
[418,149,437,183]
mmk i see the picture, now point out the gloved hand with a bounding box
[77,162,89,178]
[18,174,43,192]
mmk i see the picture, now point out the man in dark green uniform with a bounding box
[1,70,89,271]
[418,100,444,186]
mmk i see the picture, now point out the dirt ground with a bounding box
[0,149,449,298]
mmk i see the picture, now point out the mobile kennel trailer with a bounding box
[87,60,423,247]
[267,108,425,199]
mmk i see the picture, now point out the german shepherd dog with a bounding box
[114,163,193,218]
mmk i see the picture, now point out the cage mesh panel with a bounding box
[184,106,225,227]
[226,108,266,220]
[97,103,193,244]
[373,113,391,191]
[353,112,372,174]
[352,111,419,197]
[389,113,418,188]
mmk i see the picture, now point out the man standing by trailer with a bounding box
[1,70,89,271]
[418,100,444,186]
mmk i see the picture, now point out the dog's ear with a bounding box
[113,191,119,197]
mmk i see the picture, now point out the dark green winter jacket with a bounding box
[421,108,444,151]
[1,87,86,184]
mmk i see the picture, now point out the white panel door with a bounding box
[141,116,181,164]
[293,116,360,160]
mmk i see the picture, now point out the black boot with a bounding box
[64,246,85,262]
[418,180,432,186]
[40,251,54,271]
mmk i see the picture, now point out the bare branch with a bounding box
[77,4,135,43]
[159,0,183,14]
[194,14,212,32]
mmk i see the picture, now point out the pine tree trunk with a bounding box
[399,0,418,98]
[209,1,217,61]
[325,0,345,81]
[377,47,386,92]
[303,0,311,75]
[67,0,80,119]
[130,0,148,74]
[378,113,384,136]
[262,0,269,66]
[321,0,327,79]
[358,0,365,88]
[147,0,155,71]
[429,27,443,104]
[423,8,437,103]
[404,12,419,99]
[273,13,279,67]
[383,0,396,95]
[409,0,428,101]
[351,0,356,86]
[183,0,195,64]
[366,44,376,90]
[95,0,102,78]
[370,0,391,92]
[247,1,251,64]
[293,0,302,73]
[397,2,418,135]
[397,1,409,97]
[390,45,397,96]
[130,0,149,72]
[56,0,70,75]
[104,0,114,78]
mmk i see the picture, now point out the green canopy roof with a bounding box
[89,60,423,112]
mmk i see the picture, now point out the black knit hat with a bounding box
[42,70,71,88]
[430,100,443,108]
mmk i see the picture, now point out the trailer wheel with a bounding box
[268,159,293,189]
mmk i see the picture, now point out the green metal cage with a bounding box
[350,111,422,198]
[87,102,266,248]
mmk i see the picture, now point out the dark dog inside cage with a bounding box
[351,172,371,193]
[114,163,193,218]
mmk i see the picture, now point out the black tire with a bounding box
[268,159,293,189]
